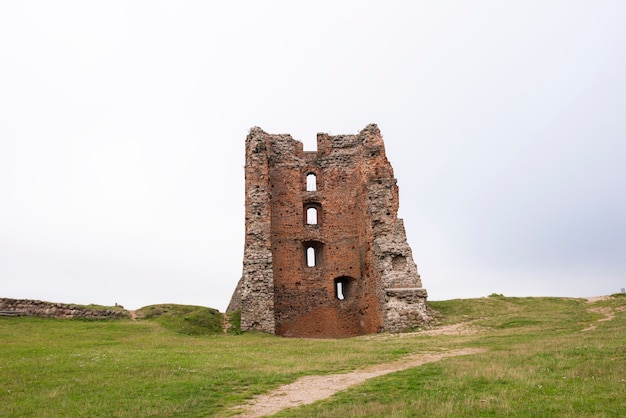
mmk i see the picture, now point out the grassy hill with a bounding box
[134,304,225,335]
[1,295,624,417]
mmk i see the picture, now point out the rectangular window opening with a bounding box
[306,207,318,225]
[306,173,317,191]
[306,246,316,267]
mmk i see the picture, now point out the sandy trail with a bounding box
[232,347,486,418]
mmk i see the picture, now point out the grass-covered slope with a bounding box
[135,304,224,335]
[1,295,624,417]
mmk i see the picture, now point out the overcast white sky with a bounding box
[1,1,625,311]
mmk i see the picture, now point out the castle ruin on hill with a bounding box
[227,124,430,337]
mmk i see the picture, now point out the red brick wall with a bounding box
[269,141,382,337]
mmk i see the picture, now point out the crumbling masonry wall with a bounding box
[228,124,429,337]
[0,298,130,319]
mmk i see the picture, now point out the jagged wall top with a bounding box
[247,123,390,167]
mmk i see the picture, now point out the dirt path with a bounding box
[231,347,486,418]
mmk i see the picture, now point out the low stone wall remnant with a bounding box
[0,298,130,319]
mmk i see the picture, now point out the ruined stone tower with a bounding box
[227,124,429,337]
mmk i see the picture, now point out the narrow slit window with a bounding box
[334,276,353,300]
[306,246,316,267]
[306,173,317,191]
[335,281,345,300]
[306,207,318,225]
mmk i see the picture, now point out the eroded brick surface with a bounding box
[228,124,430,337]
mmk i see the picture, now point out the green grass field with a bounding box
[1,295,624,417]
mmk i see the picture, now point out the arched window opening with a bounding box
[304,202,322,226]
[306,207,318,225]
[334,277,355,300]
[306,173,317,191]
[306,246,316,267]
[304,241,323,268]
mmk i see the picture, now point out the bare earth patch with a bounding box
[231,347,486,418]
[585,295,612,303]
[360,320,484,341]
[582,296,617,332]
[410,320,484,336]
